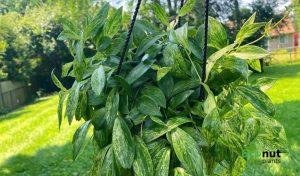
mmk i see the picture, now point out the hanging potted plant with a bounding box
[52,0,287,175]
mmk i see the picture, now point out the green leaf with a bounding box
[73,40,86,81]
[205,44,235,82]
[181,127,208,147]
[85,3,109,39]
[141,86,166,108]
[143,117,192,142]
[97,36,112,51]
[147,139,168,157]
[125,55,153,84]
[171,128,205,176]
[243,13,256,26]
[236,22,265,44]
[138,95,162,117]
[174,167,192,176]
[208,17,227,49]
[94,145,111,175]
[100,147,117,176]
[150,116,166,126]
[202,108,220,143]
[58,91,67,129]
[156,67,172,81]
[231,156,246,176]
[51,70,66,91]
[135,34,166,59]
[104,89,120,129]
[251,77,276,91]
[172,79,199,96]
[66,82,81,124]
[92,108,106,130]
[248,60,261,72]
[178,0,196,17]
[127,108,147,125]
[94,128,109,148]
[158,74,174,98]
[202,84,217,115]
[163,43,189,78]
[242,118,260,144]
[230,45,268,60]
[112,117,135,169]
[169,23,189,49]
[237,85,275,116]
[72,120,91,160]
[62,62,73,77]
[103,7,122,38]
[110,75,131,95]
[91,66,106,96]
[216,56,249,79]
[133,137,154,176]
[170,90,194,108]
[218,130,244,154]
[151,3,169,26]
[75,91,88,120]
[235,13,262,44]
[153,147,170,176]
[59,19,81,40]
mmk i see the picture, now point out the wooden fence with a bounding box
[0,81,29,111]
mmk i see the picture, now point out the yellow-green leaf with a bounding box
[72,120,91,160]
[178,0,196,17]
[171,128,205,176]
[151,3,169,26]
[112,117,135,169]
[133,137,154,176]
[91,66,106,96]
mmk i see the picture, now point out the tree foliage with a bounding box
[0,0,96,92]
[53,2,288,175]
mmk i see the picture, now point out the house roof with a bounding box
[269,18,296,37]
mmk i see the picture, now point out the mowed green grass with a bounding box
[0,63,299,175]
[0,96,93,175]
[245,62,300,175]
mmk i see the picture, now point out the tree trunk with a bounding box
[167,0,173,15]
[233,0,242,29]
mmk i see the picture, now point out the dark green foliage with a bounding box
[53,4,288,176]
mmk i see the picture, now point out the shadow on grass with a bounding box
[0,142,93,176]
[0,97,52,122]
[0,110,30,122]
[274,100,300,149]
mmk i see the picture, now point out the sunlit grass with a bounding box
[0,96,93,175]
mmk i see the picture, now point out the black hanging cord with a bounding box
[177,0,185,28]
[116,0,142,75]
[199,0,209,101]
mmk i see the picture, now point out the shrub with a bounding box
[53,3,287,176]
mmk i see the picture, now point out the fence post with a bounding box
[0,83,4,109]
[9,90,13,109]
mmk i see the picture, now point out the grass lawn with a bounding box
[0,62,299,175]
[245,62,300,175]
[0,96,93,175]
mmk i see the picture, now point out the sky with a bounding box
[240,0,291,11]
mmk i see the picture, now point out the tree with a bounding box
[0,0,96,92]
